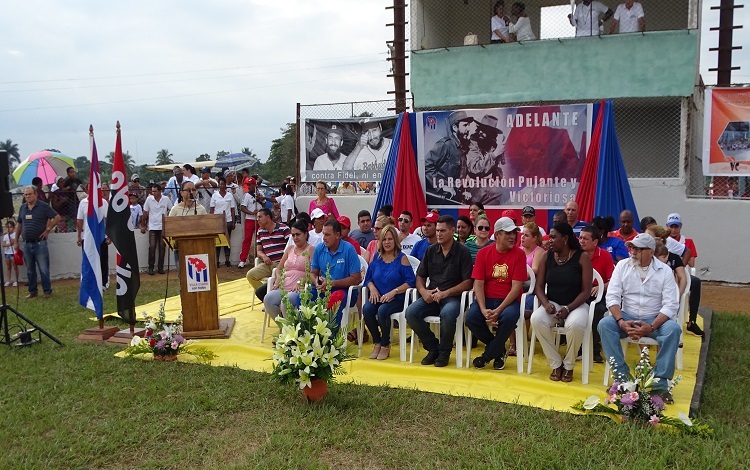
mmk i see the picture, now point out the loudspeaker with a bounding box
[0,150,15,219]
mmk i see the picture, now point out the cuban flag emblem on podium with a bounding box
[185,254,211,292]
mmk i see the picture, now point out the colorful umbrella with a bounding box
[12,150,76,186]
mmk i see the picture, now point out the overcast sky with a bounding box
[2,1,748,167]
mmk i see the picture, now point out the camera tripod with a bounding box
[0,260,62,347]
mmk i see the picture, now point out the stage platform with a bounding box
[114,279,704,418]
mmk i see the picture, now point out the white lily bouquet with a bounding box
[124,303,216,363]
[573,347,712,436]
[270,270,355,389]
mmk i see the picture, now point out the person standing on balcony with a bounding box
[491,1,511,44]
[569,0,613,37]
[610,1,645,34]
[509,2,536,42]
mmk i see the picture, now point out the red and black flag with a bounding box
[106,121,140,324]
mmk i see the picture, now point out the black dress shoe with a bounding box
[421,351,439,365]
[148,269,155,276]
[158,270,166,275]
[434,352,451,367]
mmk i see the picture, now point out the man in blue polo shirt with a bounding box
[311,219,362,333]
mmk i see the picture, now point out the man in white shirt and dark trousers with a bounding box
[598,233,681,404]
[141,184,173,275]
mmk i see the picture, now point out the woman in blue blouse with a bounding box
[592,216,628,263]
[363,224,416,360]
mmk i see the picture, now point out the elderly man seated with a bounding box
[598,233,681,404]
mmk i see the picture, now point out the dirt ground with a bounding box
[41,275,750,315]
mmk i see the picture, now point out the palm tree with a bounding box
[0,139,21,165]
[155,148,174,165]
[196,153,212,162]
[106,151,136,176]
[240,147,258,160]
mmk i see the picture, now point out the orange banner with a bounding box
[704,88,750,176]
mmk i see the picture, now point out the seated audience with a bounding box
[264,221,314,320]
[465,215,493,262]
[578,225,615,363]
[598,233,680,404]
[530,223,592,382]
[406,215,473,367]
[592,216,628,263]
[465,217,526,370]
[362,225,416,360]
[508,221,543,356]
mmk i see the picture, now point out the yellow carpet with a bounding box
[117,279,702,418]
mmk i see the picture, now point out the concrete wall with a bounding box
[411,30,699,108]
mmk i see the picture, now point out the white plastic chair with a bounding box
[527,269,603,385]
[465,265,535,373]
[259,267,277,342]
[408,288,471,368]
[339,255,368,350]
[603,273,689,385]
[250,257,267,311]
[358,255,420,361]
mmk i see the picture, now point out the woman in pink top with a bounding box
[308,180,339,219]
[263,221,314,319]
[508,222,544,356]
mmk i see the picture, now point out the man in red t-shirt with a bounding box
[579,225,615,363]
[609,210,638,242]
[465,217,527,370]
[337,216,363,256]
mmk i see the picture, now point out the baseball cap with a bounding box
[246,177,257,185]
[666,213,682,227]
[361,120,381,132]
[311,208,326,219]
[337,216,351,228]
[420,212,439,224]
[522,206,535,216]
[131,174,140,181]
[494,217,520,233]
[328,124,344,138]
[200,166,211,173]
[626,233,656,251]
[128,191,138,198]
[502,209,517,222]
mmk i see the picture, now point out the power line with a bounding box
[0,59,387,93]
[0,52,388,85]
[0,69,390,113]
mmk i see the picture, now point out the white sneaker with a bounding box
[238,261,246,268]
[12,282,17,287]
[3,282,9,287]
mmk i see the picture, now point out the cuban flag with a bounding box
[79,126,105,319]
[187,257,209,283]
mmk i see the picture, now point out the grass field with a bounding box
[0,275,748,469]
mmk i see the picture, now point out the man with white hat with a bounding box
[667,212,703,337]
[308,208,327,247]
[313,124,348,171]
[598,233,681,404]
[465,217,526,371]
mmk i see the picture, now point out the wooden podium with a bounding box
[163,214,234,339]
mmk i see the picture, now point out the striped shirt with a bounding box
[258,223,291,262]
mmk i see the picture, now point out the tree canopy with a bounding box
[155,148,174,165]
[261,122,296,184]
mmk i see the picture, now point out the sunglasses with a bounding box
[398,217,411,223]
[476,226,491,231]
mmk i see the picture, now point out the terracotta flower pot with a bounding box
[302,379,328,402]
[154,353,178,362]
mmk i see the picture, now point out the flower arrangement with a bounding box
[124,303,216,363]
[271,269,355,390]
[573,347,712,436]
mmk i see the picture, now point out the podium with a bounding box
[163,214,234,339]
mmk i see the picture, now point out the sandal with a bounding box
[507,343,517,357]
[561,368,574,383]
[549,366,564,381]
